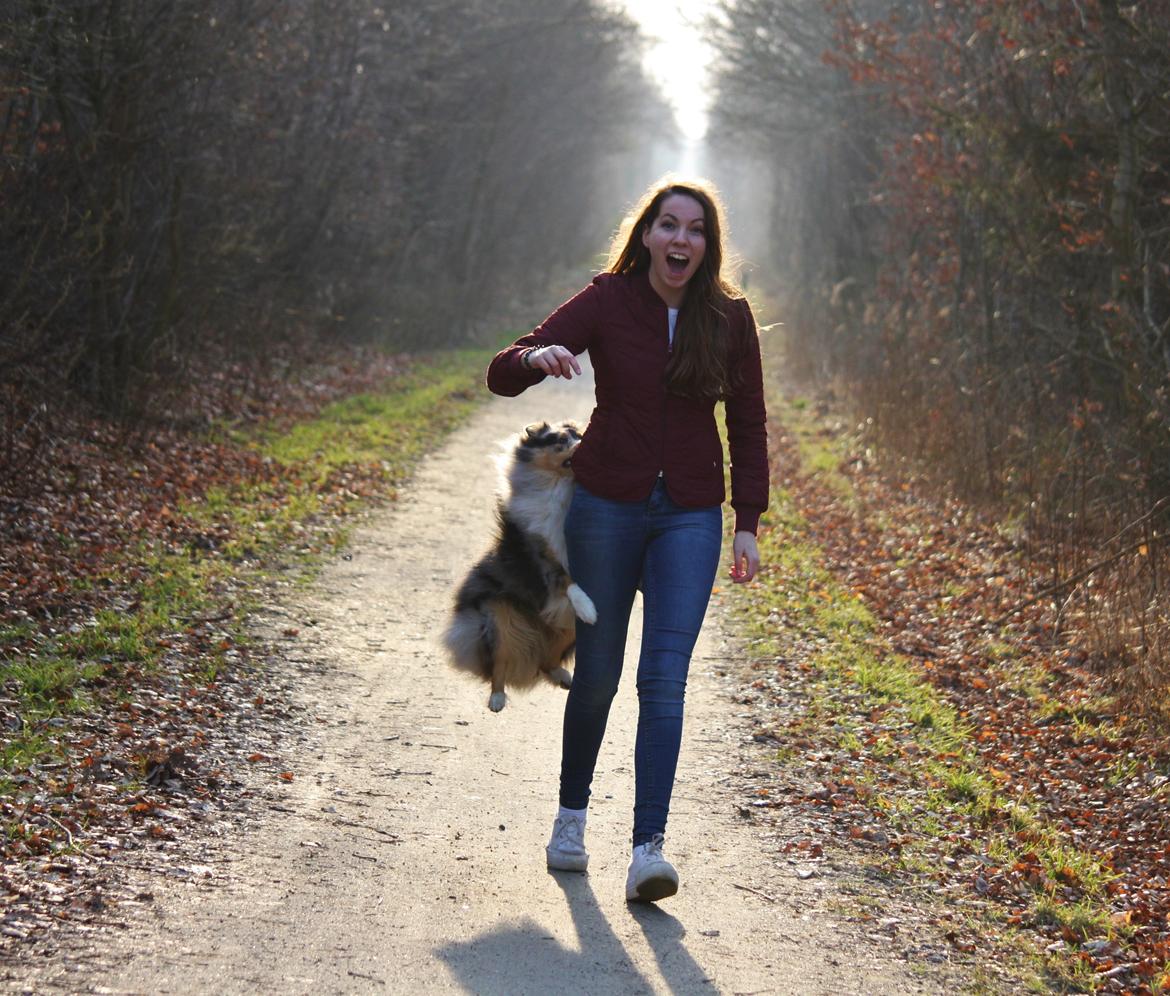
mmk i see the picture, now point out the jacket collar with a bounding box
[622,269,671,325]
[635,268,668,308]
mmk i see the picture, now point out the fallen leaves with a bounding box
[728,399,1170,992]
[0,342,419,949]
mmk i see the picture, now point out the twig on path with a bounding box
[694,655,774,666]
[43,813,78,850]
[351,852,377,862]
[347,969,386,985]
[331,818,400,841]
[491,768,511,776]
[732,882,776,903]
[416,743,457,751]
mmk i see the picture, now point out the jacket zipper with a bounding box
[659,309,670,479]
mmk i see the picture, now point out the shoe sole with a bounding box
[627,873,679,903]
[546,849,588,873]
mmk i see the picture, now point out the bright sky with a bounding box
[618,0,716,141]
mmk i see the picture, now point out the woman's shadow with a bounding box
[434,869,716,995]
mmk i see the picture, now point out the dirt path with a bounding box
[8,368,970,994]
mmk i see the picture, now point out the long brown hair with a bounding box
[608,177,743,401]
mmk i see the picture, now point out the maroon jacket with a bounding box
[486,270,769,534]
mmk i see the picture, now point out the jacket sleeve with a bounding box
[724,299,769,535]
[485,275,604,397]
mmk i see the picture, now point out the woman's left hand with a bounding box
[729,531,760,584]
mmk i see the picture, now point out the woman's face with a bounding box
[641,193,707,305]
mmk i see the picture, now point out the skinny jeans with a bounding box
[560,478,722,846]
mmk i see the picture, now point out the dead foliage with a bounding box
[0,342,414,949]
[739,408,1170,992]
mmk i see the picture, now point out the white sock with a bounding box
[557,804,587,822]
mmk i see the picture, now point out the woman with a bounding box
[486,176,768,902]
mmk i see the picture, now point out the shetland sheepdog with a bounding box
[443,421,597,712]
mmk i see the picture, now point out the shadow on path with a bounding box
[434,869,716,994]
[628,901,717,994]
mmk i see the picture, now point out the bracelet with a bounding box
[521,347,538,370]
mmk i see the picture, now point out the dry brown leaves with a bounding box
[0,341,409,951]
[747,413,1170,991]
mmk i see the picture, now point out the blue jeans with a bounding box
[560,478,722,846]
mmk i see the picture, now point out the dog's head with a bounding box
[515,421,582,478]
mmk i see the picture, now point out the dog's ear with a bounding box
[523,421,550,441]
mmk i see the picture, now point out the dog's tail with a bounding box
[442,607,493,680]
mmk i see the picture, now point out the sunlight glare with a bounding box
[617,0,715,142]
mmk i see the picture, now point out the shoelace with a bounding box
[553,816,585,850]
[642,833,666,860]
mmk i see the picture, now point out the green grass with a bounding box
[771,395,855,497]
[261,353,486,471]
[1,347,495,780]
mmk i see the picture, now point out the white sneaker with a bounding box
[625,833,679,902]
[546,813,588,872]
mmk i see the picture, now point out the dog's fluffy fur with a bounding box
[443,420,597,712]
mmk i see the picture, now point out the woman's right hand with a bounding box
[526,345,582,380]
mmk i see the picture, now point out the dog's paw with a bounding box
[488,691,507,712]
[548,666,573,689]
[567,583,597,625]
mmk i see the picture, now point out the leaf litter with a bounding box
[722,397,1170,992]
[0,343,476,960]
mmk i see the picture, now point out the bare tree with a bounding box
[0,0,670,424]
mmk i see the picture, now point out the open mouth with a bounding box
[666,252,689,275]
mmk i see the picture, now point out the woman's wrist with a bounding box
[521,347,538,370]
[733,512,762,535]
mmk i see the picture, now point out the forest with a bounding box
[1,0,670,417]
[7,0,1165,696]
[712,0,1170,701]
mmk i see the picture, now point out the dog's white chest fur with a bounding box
[506,469,574,568]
